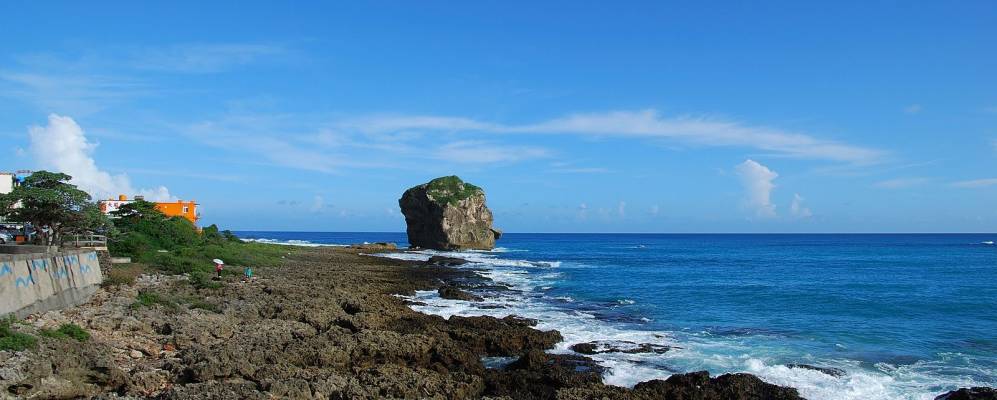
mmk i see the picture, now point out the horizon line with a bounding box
[231,230,997,235]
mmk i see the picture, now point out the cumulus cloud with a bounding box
[28,114,172,201]
[790,193,812,218]
[735,159,778,218]
[617,201,626,217]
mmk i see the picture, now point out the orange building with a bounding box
[99,195,200,225]
[153,200,199,224]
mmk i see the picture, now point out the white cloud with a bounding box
[577,203,588,220]
[435,141,549,164]
[0,72,149,116]
[28,114,172,201]
[735,159,778,218]
[549,167,609,174]
[309,195,325,213]
[649,204,660,216]
[952,178,997,188]
[617,201,626,217]
[874,177,929,189]
[790,193,812,218]
[348,109,884,164]
[904,104,922,114]
[130,43,287,73]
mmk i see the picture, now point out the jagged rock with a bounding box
[936,387,997,400]
[438,285,483,302]
[484,349,605,399]
[787,363,846,377]
[427,255,470,266]
[631,371,805,400]
[348,242,397,251]
[399,176,500,250]
[570,340,673,355]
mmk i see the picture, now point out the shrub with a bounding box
[132,290,176,310]
[425,175,482,206]
[0,316,37,351]
[109,232,156,257]
[188,299,220,313]
[189,270,222,290]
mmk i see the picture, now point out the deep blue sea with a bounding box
[236,232,997,400]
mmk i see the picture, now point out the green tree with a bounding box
[110,200,164,231]
[65,203,118,238]
[0,171,92,245]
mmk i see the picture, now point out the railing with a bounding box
[61,233,108,248]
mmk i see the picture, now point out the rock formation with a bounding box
[398,176,501,250]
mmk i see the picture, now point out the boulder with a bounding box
[935,387,997,400]
[786,363,846,378]
[632,371,805,400]
[427,255,470,266]
[438,285,483,302]
[399,176,500,250]
[570,340,673,355]
[348,242,397,251]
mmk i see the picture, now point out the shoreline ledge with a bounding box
[0,246,989,399]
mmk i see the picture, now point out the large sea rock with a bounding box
[399,176,501,250]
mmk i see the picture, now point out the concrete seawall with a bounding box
[0,249,104,318]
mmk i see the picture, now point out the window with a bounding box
[183,206,189,213]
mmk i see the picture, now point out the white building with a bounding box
[0,172,13,195]
[0,172,13,224]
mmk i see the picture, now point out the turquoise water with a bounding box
[237,232,997,399]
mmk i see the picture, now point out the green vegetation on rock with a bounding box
[39,323,90,342]
[424,175,483,206]
[132,290,177,310]
[0,316,37,351]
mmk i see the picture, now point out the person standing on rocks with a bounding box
[213,258,224,280]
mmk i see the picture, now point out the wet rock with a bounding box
[485,349,605,399]
[427,255,470,266]
[787,363,846,377]
[935,387,997,400]
[570,340,673,355]
[448,316,562,356]
[631,371,804,400]
[349,242,398,251]
[438,285,483,302]
[399,176,501,250]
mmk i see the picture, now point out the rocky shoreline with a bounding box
[1,246,990,399]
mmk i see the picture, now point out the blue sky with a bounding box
[1,1,995,232]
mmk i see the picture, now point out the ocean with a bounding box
[236,232,997,400]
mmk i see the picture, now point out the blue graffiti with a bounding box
[15,275,34,288]
[0,263,11,277]
[87,252,98,261]
[54,267,69,279]
[31,259,48,271]
[80,264,92,273]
